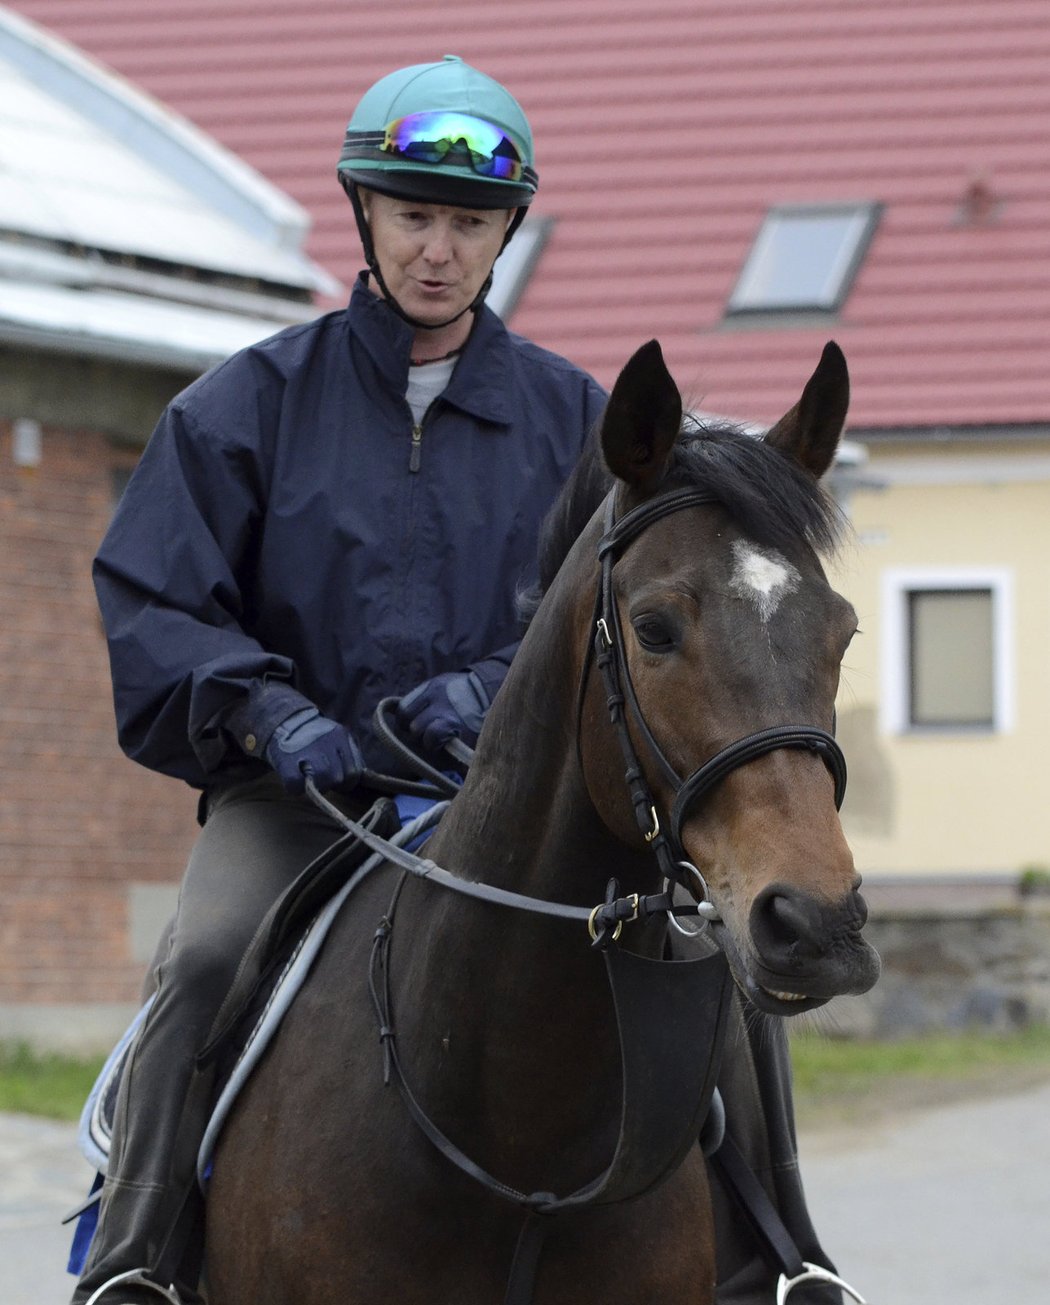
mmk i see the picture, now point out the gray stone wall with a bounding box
[828,900,1050,1037]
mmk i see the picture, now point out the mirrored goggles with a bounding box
[381,111,525,181]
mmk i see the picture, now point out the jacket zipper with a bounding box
[409,399,441,473]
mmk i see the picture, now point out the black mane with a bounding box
[521,417,844,621]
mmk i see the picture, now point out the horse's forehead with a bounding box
[615,504,839,590]
[727,539,801,622]
[626,514,837,626]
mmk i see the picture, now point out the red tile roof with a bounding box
[9,0,1050,430]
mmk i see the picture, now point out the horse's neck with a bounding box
[399,566,667,1020]
[385,575,673,1189]
[426,590,646,908]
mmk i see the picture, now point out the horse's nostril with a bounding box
[769,894,811,944]
[750,885,826,965]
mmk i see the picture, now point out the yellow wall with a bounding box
[829,441,1050,878]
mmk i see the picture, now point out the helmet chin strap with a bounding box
[346,179,503,332]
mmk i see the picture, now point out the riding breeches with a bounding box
[71,773,370,1304]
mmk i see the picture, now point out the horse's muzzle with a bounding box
[737,881,881,1013]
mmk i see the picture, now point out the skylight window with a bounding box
[728,203,880,315]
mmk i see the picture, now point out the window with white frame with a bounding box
[880,569,1014,733]
[728,203,880,315]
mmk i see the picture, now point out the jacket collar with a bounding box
[347,272,513,427]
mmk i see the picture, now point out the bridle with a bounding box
[586,486,847,904]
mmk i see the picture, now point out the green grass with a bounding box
[4,1029,1050,1125]
[789,1024,1050,1126]
[0,1042,106,1121]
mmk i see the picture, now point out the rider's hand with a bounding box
[264,707,363,795]
[397,669,490,753]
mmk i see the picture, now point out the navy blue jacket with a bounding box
[93,275,607,787]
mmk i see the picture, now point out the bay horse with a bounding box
[204,339,879,1304]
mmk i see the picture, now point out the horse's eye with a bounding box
[632,615,676,653]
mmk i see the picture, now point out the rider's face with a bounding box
[361,190,511,327]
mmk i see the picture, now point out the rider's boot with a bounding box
[69,967,215,1305]
[70,775,378,1305]
[711,992,847,1305]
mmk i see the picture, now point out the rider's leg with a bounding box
[71,775,367,1305]
[711,992,844,1305]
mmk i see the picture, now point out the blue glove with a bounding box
[264,707,362,795]
[397,670,490,753]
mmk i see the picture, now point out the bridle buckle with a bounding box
[586,892,640,945]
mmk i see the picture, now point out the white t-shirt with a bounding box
[406,356,458,425]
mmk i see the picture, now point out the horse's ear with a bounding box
[600,340,682,493]
[765,341,850,480]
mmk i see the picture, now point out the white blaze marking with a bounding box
[729,540,800,621]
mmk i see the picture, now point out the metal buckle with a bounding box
[586,892,639,944]
[587,903,622,943]
[777,1263,868,1304]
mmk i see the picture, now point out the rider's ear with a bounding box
[601,339,682,494]
[765,341,850,480]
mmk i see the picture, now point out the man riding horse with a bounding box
[76,56,846,1305]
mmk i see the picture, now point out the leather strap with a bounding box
[371,879,732,1303]
[709,1131,806,1280]
[504,1214,551,1305]
[668,725,846,853]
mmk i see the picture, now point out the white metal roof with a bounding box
[2,275,299,373]
[0,7,342,370]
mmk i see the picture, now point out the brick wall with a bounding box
[0,416,197,1022]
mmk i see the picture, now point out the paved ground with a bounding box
[798,1076,1050,1304]
[0,1111,91,1305]
[2,1077,1048,1303]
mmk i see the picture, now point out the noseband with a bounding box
[588,488,847,890]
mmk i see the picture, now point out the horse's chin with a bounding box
[738,975,831,1017]
[709,920,880,1018]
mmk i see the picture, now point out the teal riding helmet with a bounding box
[337,56,539,326]
[338,54,538,212]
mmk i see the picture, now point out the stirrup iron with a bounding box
[777,1262,868,1303]
[84,1268,183,1305]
